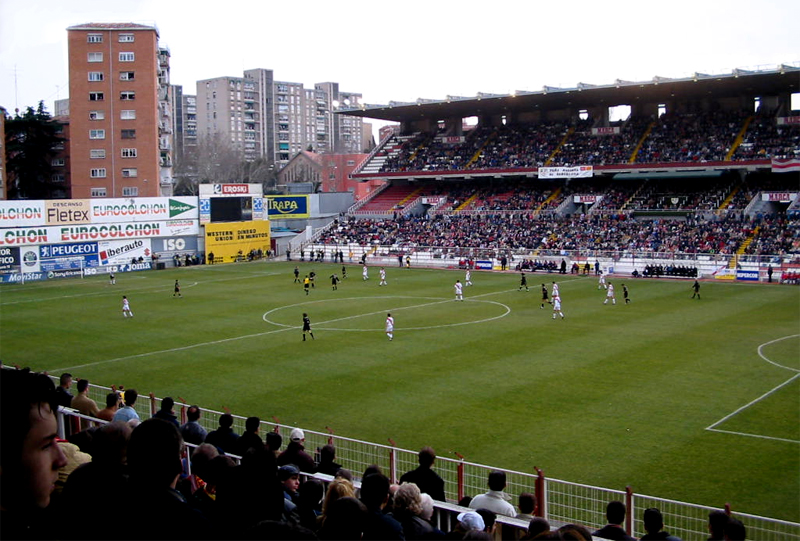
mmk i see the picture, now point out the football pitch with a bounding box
[1,261,798,522]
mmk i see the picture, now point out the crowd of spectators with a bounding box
[317,212,798,257]
[374,110,797,175]
[734,112,800,160]
[2,366,756,540]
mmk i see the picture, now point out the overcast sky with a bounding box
[1,0,798,130]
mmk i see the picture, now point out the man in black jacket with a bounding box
[398,446,446,502]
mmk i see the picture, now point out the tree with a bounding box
[5,102,64,199]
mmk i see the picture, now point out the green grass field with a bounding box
[1,261,798,522]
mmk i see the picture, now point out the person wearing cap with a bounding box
[276,428,315,473]
[446,511,485,539]
[278,464,301,504]
[469,470,516,517]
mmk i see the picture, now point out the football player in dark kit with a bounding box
[302,313,315,341]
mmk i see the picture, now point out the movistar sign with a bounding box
[169,199,196,217]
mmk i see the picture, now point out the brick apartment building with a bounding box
[67,23,172,198]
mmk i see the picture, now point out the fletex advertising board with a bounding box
[204,221,270,264]
[265,195,309,219]
[0,197,198,228]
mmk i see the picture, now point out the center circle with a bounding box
[262,296,511,332]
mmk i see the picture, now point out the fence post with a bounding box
[535,467,546,520]
[326,426,335,446]
[455,452,465,503]
[388,439,397,484]
[625,486,633,537]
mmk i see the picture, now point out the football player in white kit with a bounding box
[454,280,464,301]
[122,295,133,318]
[552,294,564,319]
[465,269,472,286]
[603,282,616,304]
[598,271,607,289]
[362,265,369,280]
[385,313,394,341]
[379,267,387,286]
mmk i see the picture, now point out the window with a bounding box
[119,71,135,81]
[88,72,104,82]
[120,91,135,101]
[90,168,107,178]
[121,129,136,139]
[122,187,138,196]
[51,158,65,166]
[120,110,136,120]
[89,92,104,101]
[90,149,106,159]
[87,34,103,43]
[122,168,138,177]
[89,110,104,120]
[121,148,137,158]
[91,187,107,197]
[118,33,134,42]
[119,52,134,62]
[89,129,106,139]
[88,52,103,62]
[51,174,65,183]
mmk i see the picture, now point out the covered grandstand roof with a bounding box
[337,64,800,123]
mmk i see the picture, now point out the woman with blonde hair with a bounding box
[317,477,356,531]
[391,482,441,539]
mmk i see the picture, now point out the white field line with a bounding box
[0,273,281,306]
[48,289,517,373]
[705,334,800,444]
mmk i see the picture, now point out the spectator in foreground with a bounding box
[55,372,74,408]
[592,500,636,540]
[112,388,140,423]
[724,517,746,540]
[205,413,239,455]
[391,482,440,540]
[447,511,485,539]
[180,405,208,445]
[152,396,179,427]
[708,510,729,541]
[277,428,315,472]
[316,443,343,476]
[640,507,682,540]
[279,464,301,504]
[96,392,120,422]
[521,517,551,539]
[235,416,264,457]
[71,378,100,430]
[469,470,517,517]
[126,418,211,539]
[318,496,369,540]
[360,472,405,540]
[517,492,537,521]
[0,368,69,539]
[60,421,132,537]
[399,446,447,502]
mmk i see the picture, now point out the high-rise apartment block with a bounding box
[171,85,198,167]
[196,69,365,170]
[67,23,173,198]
